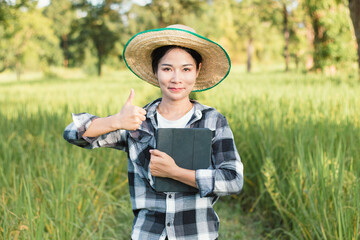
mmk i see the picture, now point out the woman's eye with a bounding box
[163,67,171,71]
[183,68,191,72]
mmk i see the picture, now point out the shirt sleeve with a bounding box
[195,115,244,197]
[63,113,127,151]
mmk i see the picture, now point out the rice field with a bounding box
[0,66,359,239]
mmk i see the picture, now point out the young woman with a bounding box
[64,24,243,240]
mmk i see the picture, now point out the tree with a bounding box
[260,0,308,72]
[0,7,61,79]
[304,0,356,71]
[276,0,299,71]
[0,0,31,25]
[71,0,123,76]
[349,0,360,80]
[282,2,291,71]
[0,1,11,25]
[144,0,205,28]
[44,0,75,68]
[234,0,271,72]
[288,5,308,70]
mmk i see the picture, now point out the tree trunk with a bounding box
[306,2,327,71]
[247,36,253,73]
[97,50,102,76]
[16,60,21,81]
[306,22,314,71]
[62,34,69,68]
[283,3,290,72]
[311,14,322,70]
[349,0,360,81]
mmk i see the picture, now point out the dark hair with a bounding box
[151,45,202,74]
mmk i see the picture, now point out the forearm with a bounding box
[149,149,198,189]
[83,116,117,137]
[172,167,197,189]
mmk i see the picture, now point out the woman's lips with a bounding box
[168,87,184,92]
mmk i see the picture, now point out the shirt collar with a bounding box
[143,98,212,128]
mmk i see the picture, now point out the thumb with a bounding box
[125,88,135,105]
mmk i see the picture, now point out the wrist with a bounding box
[171,166,188,180]
[109,115,121,131]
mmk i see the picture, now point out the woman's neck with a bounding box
[158,98,193,121]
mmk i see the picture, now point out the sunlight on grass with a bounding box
[1,66,359,239]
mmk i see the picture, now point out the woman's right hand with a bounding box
[112,89,147,131]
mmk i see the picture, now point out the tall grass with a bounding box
[198,69,360,239]
[0,67,359,239]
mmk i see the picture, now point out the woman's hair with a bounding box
[151,45,202,74]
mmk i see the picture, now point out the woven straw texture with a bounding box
[123,28,230,91]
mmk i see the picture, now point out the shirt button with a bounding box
[167,222,171,227]
[168,194,172,198]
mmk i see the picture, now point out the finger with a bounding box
[132,115,144,125]
[136,120,143,127]
[125,88,135,106]
[139,108,147,115]
[134,107,146,117]
[138,114,146,121]
[149,154,158,162]
[132,124,140,131]
[149,149,163,157]
[134,106,146,116]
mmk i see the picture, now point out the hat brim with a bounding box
[123,28,231,92]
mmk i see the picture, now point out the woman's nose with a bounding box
[171,70,182,83]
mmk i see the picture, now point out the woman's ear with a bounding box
[196,63,202,78]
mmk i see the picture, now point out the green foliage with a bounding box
[69,0,124,76]
[0,1,12,25]
[43,0,75,68]
[43,0,74,37]
[0,7,62,79]
[143,0,205,27]
[0,0,38,25]
[304,0,357,70]
[1,0,359,76]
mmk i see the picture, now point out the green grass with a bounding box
[0,66,359,239]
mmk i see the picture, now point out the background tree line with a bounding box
[0,0,360,80]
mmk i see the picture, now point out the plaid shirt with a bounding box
[63,98,243,240]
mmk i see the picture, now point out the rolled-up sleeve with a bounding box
[195,116,243,197]
[63,113,127,151]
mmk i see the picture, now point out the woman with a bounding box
[64,24,243,240]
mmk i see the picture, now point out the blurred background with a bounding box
[0,0,359,79]
[1,1,360,240]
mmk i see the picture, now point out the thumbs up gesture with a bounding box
[113,89,147,131]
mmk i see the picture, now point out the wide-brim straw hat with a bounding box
[123,24,231,92]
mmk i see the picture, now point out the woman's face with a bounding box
[155,48,201,103]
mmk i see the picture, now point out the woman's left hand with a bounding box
[149,149,197,188]
[149,149,178,178]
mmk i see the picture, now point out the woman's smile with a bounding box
[168,87,184,92]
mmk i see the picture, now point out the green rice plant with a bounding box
[201,68,359,239]
[0,72,153,239]
[0,67,359,239]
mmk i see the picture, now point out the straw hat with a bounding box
[123,24,231,92]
